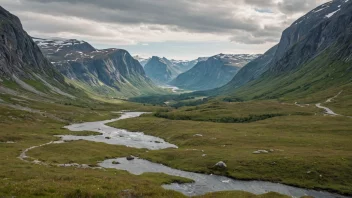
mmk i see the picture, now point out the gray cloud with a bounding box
[278,0,320,14]
[1,0,329,45]
[244,0,276,7]
[20,0,259,33]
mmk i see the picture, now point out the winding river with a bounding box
[59,112,177,150]
[58,112,349,198]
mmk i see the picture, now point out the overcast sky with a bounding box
[2,0,330,60]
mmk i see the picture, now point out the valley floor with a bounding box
[0,93,351,197]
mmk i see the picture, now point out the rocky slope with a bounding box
[218,45,278,92]
[170,54,260,91]
[133,55,150,67]
[144,56,199,85]
[0,6,75,99]
[34,38,162,98]
[219,0,352,101]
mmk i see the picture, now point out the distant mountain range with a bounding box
[1,0,351,104]
[33,38,162,98]
[170,54,261,91]
[143,56,199,85]
[215,0,352,101]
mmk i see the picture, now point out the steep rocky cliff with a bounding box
[0,6,75,99]
[34,38,162,98]
[218,0,352,100]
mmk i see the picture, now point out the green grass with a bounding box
[1,90,351,197]
[221,50,352,116]
[107,110,352,195]
[153,100,318,123]
[24,80,52,93]
[0,103,193,197]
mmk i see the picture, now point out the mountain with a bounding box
[133,55,150,66]
[170,54,261,91]
[34,38,162,98]
[169,59,198,72]
[217,45,278,92]
[0,6,75,99]
[144,56,199,85]
[218,0,352,101]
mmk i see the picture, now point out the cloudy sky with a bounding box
[2,0,330,60]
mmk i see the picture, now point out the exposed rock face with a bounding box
[144,56,199,85]
[216,0,352,98]
[272,0,350,66]
[0,6,64,82]
[0,6,76,99]
[219,46,278,91]
[133,55,150,67]
[144,56,178,84]
[34,38,161,97]
[171,54,260,91]
[269,0,352,73]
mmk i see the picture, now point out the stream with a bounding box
[99,158,348,198]
[59,112,349,198]
[59,112,177,150]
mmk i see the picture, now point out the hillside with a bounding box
[170,54,260,91]
[34,38,163,98]
[0,6,77,100]
[217,0,352,107]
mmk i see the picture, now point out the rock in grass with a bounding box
[253,150,269,154]
[214,161,227,169]
[194,134,203,137]
[126,155,135,161]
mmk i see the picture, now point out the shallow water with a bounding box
[63,111,349,198]
[159,85,181,93]
[60,112,178,150]
[99,158,349,198]
[316,103,339,116]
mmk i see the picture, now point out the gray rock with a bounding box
[0,6,68,93]
[214,161,227,169]
[112,161,120,165]
[253,150,269,154]
[126,155,135,161]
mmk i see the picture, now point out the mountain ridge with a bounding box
[170,54,260,91]
[215,0,352,102]
[0,6,77,100]
[33,37,163,98]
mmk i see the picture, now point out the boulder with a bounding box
[112,161,120,165]
[253,150,269,154]
[126,155,135,161]
[214,161,227,169]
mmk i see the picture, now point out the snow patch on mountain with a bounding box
[325,9,341,18]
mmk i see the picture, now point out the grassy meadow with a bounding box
[0,88,351,197]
